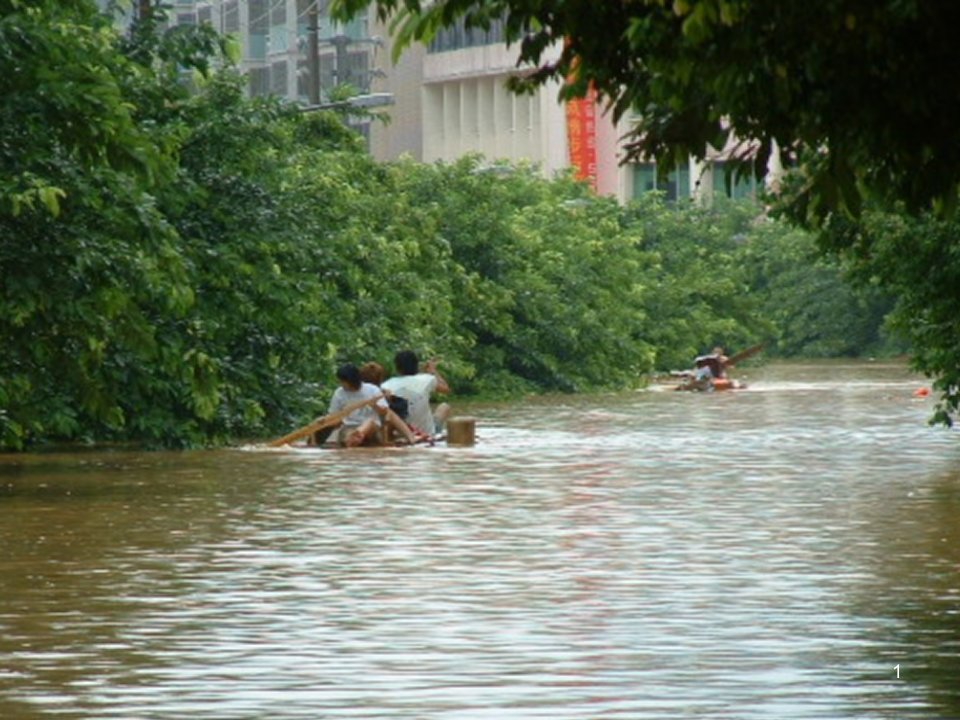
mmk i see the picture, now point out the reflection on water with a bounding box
[1,362,958,719]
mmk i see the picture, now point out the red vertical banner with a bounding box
[566,85,598,190]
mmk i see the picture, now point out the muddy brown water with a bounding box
[1,361,958,719]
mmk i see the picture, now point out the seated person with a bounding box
[677,346,731,391]
[317,363,415,447]
[359,361,387,387]
[381,350,450,437]
[359,360,418,444]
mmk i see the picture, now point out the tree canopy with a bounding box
[335,0,960,222]
[0,0,920,449]
[333,0,960,425]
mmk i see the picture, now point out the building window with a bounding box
[271,61,288,96]
[429,15,506,52]
[712,161,758,200]
[342,50,370,90]
[249,0,268,33]
[223,0,239,34]
[248,66,271,97]
[632,162,690,202]
[248,33,268,60]
[340,15,369,41]
[316,14,369,42]
[318,49,338,89]
[269,24,288,53]
[297,57,309,101]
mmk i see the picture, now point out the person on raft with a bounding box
[695,346,732,380]
[359,360,431,444]
[683,346,733,391]
[317,363,416,447]
[381,350,451,438]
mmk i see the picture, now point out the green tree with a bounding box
[621,195,767,370]
[391,157,658,394]
[0,0,188,447]
[0,1,908,450]
[739,217,898,358]
[823,209,960,424]
[334,0,960,423]
[143,75,469,442]
[338,0,960,220]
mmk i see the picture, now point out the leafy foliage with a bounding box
[620,196,766,370]
[0,0,188,448]
[332,0,960,424]
[740,216,898,358]
[0,1,902,449]
[336,0,960,221]
[388,158,658,394]
[821,209,960,424]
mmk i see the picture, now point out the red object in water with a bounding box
[913,387,931,398]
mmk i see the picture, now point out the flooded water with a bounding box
[1,361,958,719]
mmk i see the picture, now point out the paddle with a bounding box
[267,394,383,447]
[672,343,764,391]
[727,343,765,366]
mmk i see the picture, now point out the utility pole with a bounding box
[331,34,351,87]
[307,3,321,105]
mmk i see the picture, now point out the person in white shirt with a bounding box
[381,350,451,437]
[322,363,418,447]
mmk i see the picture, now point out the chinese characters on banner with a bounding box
[566,85,598,191]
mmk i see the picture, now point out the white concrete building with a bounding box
[111,1,773,204]
[361,10,776,204]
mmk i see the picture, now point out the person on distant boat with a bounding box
[698,346,731,379]
[680,346,732,391]
[381,350,451,437]
[320,363,386,447]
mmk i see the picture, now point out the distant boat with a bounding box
[672,344,764,392]
[674,375,747,392]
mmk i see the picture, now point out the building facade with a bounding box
[368,15,772,204]
[104,1,382,104]
[111,1,775,204]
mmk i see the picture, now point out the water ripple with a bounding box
[1,362,958,718]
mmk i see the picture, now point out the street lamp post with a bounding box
[307,4,320,105]
[304,31,384,104]
[330,34,352,87]
[300,92,394,113]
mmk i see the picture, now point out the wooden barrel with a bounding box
[446,416,477,446]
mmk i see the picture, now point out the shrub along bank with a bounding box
[0,1,898,449]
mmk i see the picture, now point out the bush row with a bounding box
[0,2,897,448]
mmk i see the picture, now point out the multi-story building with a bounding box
[367,13,778,204]
[102,1,381,103]
[106,1,776,204]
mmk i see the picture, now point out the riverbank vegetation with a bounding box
[337,0,960,427]
[0,2,914,449]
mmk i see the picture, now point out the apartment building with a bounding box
[109,1,772,204]
[368,14,774,204]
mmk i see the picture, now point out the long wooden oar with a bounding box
[728,343,765,365]
[267,394,383,447]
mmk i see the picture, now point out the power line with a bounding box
[245,0,333,30]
